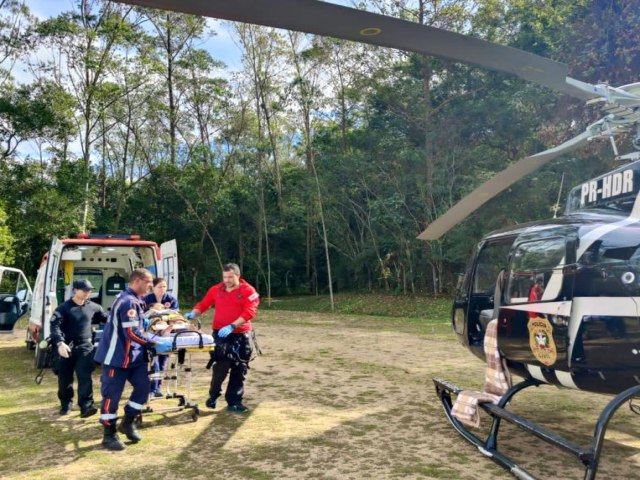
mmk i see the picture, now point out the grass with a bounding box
[3,294,640,479]
[256,293,454,341]
[260,292,452,320]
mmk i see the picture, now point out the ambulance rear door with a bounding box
[30,237,63,367]
[160,240,178,298]
[41,237,64,340]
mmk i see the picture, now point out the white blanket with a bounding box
[143,331,215,348]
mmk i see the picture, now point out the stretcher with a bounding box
[142,309,215,348]
[137,310,215,423]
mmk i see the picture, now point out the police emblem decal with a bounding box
[127,309,137,318]
[527,316,557,366]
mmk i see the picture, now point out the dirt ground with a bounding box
[2,310,640,479]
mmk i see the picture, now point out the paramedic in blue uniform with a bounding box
[143,277,179,397]
[50,279,107,417]
[94,268,171,451]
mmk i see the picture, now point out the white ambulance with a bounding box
[6,234,178,367]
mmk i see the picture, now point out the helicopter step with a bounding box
[433,377,640,480]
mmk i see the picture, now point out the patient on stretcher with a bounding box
[143,306,214,349]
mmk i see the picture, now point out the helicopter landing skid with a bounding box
[433,377,640,480]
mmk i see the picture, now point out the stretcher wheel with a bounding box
[191,407,199,422]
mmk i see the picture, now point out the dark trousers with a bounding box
[99,362,149,425]
[57,342,95,410]
[209,332,253,406]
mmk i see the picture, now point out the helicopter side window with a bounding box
[473,241,511,295]
[575,236,640,297]
[506,237,566,303]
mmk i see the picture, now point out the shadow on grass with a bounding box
[165,406,253,466]
[0,407,105,476]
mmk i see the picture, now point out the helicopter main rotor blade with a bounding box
[115,0,596,101]
[417,130,592,241]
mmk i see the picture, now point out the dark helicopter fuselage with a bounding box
[454,161,640,395]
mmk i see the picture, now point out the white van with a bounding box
[0,266,33,333]
[3,234,178,367]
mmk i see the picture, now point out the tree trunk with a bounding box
[166,15,177,164]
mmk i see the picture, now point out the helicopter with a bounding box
[113,1,640,478]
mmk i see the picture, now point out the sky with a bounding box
[24,0,355,72]
[15,0,246,158]
[25,0,244,71]
[14,0,355,159]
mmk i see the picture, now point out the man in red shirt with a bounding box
[528,278,545,319]
[185,263,259,413]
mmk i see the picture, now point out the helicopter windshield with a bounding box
[506,237,566,303]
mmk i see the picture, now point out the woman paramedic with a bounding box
[143,277,179,397]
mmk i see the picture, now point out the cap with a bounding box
[73,279,94,291]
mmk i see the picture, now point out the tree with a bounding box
[0,203,13,264]
[287,31,335,308]
[0,81,75,159]
[140,9,207,164]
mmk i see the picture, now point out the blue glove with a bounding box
[155,341,172,354]
[218,324,235,338]
[143,318,150,330]
[185,312,196,320]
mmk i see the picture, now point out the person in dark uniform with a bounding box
[50,279,107,417]
[94,269,172,451]
[185,263,259,413]
[143,277,179,397]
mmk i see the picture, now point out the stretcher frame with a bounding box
[137,330,214,423]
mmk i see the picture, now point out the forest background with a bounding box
[0,0,638,302]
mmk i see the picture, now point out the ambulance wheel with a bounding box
[191,407,199,422]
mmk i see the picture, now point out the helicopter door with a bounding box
[461,238,513,358]
[500,236,570,369]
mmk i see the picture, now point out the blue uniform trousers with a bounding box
[99,362,149,425]
[150,354,168,394]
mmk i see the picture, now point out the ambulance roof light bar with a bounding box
[74,233,142,240]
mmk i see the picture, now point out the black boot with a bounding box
[118,415,142,443]
[102,423,126,451]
